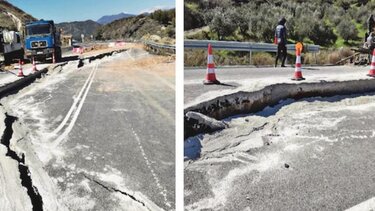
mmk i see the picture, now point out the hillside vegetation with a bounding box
[185,0,375,47]
[0,1,35,31]
[96,9,175,43]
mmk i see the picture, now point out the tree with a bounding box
[207,0,232,9]
[335,0,352,11]
[205,7,237,40]
[337,17,358,42]
[232,6,251,38]
[150,9,175,25]
[356,0,369,6]
[184,5,205,30]
[309,23,337,46]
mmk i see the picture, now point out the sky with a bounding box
[8,0,175,23]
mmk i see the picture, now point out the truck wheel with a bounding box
[56,51,62,62]
[4,55,11,65]
[57,48,62,62]
[18,49,25,61]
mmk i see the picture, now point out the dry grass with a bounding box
[304,47,355,65]
[184,49,275,66]
[184,49,207,67]
[185,47,356,66]
[184,49,249,66]
[252,52,274,66]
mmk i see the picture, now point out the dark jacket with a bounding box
[275,18,287,45]
[368,15,375,33]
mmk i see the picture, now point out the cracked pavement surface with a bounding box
[184,65,372,106]
[185,94,375,210]
[0,47,175,210]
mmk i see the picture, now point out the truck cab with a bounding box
[24,20,61,62]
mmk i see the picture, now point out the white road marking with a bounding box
[131,127,172,209]
[52,64,98,147]
[126,49,136,61]
[52,68,95,134]
[345,197,375,211]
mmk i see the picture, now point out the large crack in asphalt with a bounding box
[82,174,151,210]
[235,122,268,139]
[0,49,131,210]
[0,113,43,211]
[185,79,375,138]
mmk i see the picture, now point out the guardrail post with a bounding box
[314,53,317,64]
[249,50,252,65]
[285,55,288,66]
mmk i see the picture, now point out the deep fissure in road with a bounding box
[185,80,375,138]
[0,113,43,211]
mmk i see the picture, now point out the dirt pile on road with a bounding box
[96,48,174,94]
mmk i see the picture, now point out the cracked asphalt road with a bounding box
[184,94,375,210]
[2,48,175,210]
[184,65,371,106]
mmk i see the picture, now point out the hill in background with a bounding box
[97,12,135,25]
[0,1,36,31]
[56,20,101,41]
[95,9,175,43]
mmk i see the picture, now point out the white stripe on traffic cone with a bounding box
[204,44,220,85]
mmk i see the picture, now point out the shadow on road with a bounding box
[301,67,320,70]
[60,55,79,62]
[224,92,375,122]
[217,82,237,87]
[184,135,203,160]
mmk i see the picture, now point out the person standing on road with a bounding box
[275,17,287,67]
[368,14,375,34]
[365,15,375,42]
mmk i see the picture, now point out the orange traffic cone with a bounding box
[292,49,305,81]
[17,60,24,77]
[204,44,220,85]
[368,49,375,77]
[32,58,37,72]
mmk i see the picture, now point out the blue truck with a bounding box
[24,20,62,62]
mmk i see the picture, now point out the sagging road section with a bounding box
[184,65,375,210]
[0,46,175,210]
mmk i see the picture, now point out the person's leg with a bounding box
[275,45,281,67]
[281,45,287,67]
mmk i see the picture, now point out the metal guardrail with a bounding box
[143,40,176,50]
[143,40,175,55]
[184,40,320,53]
